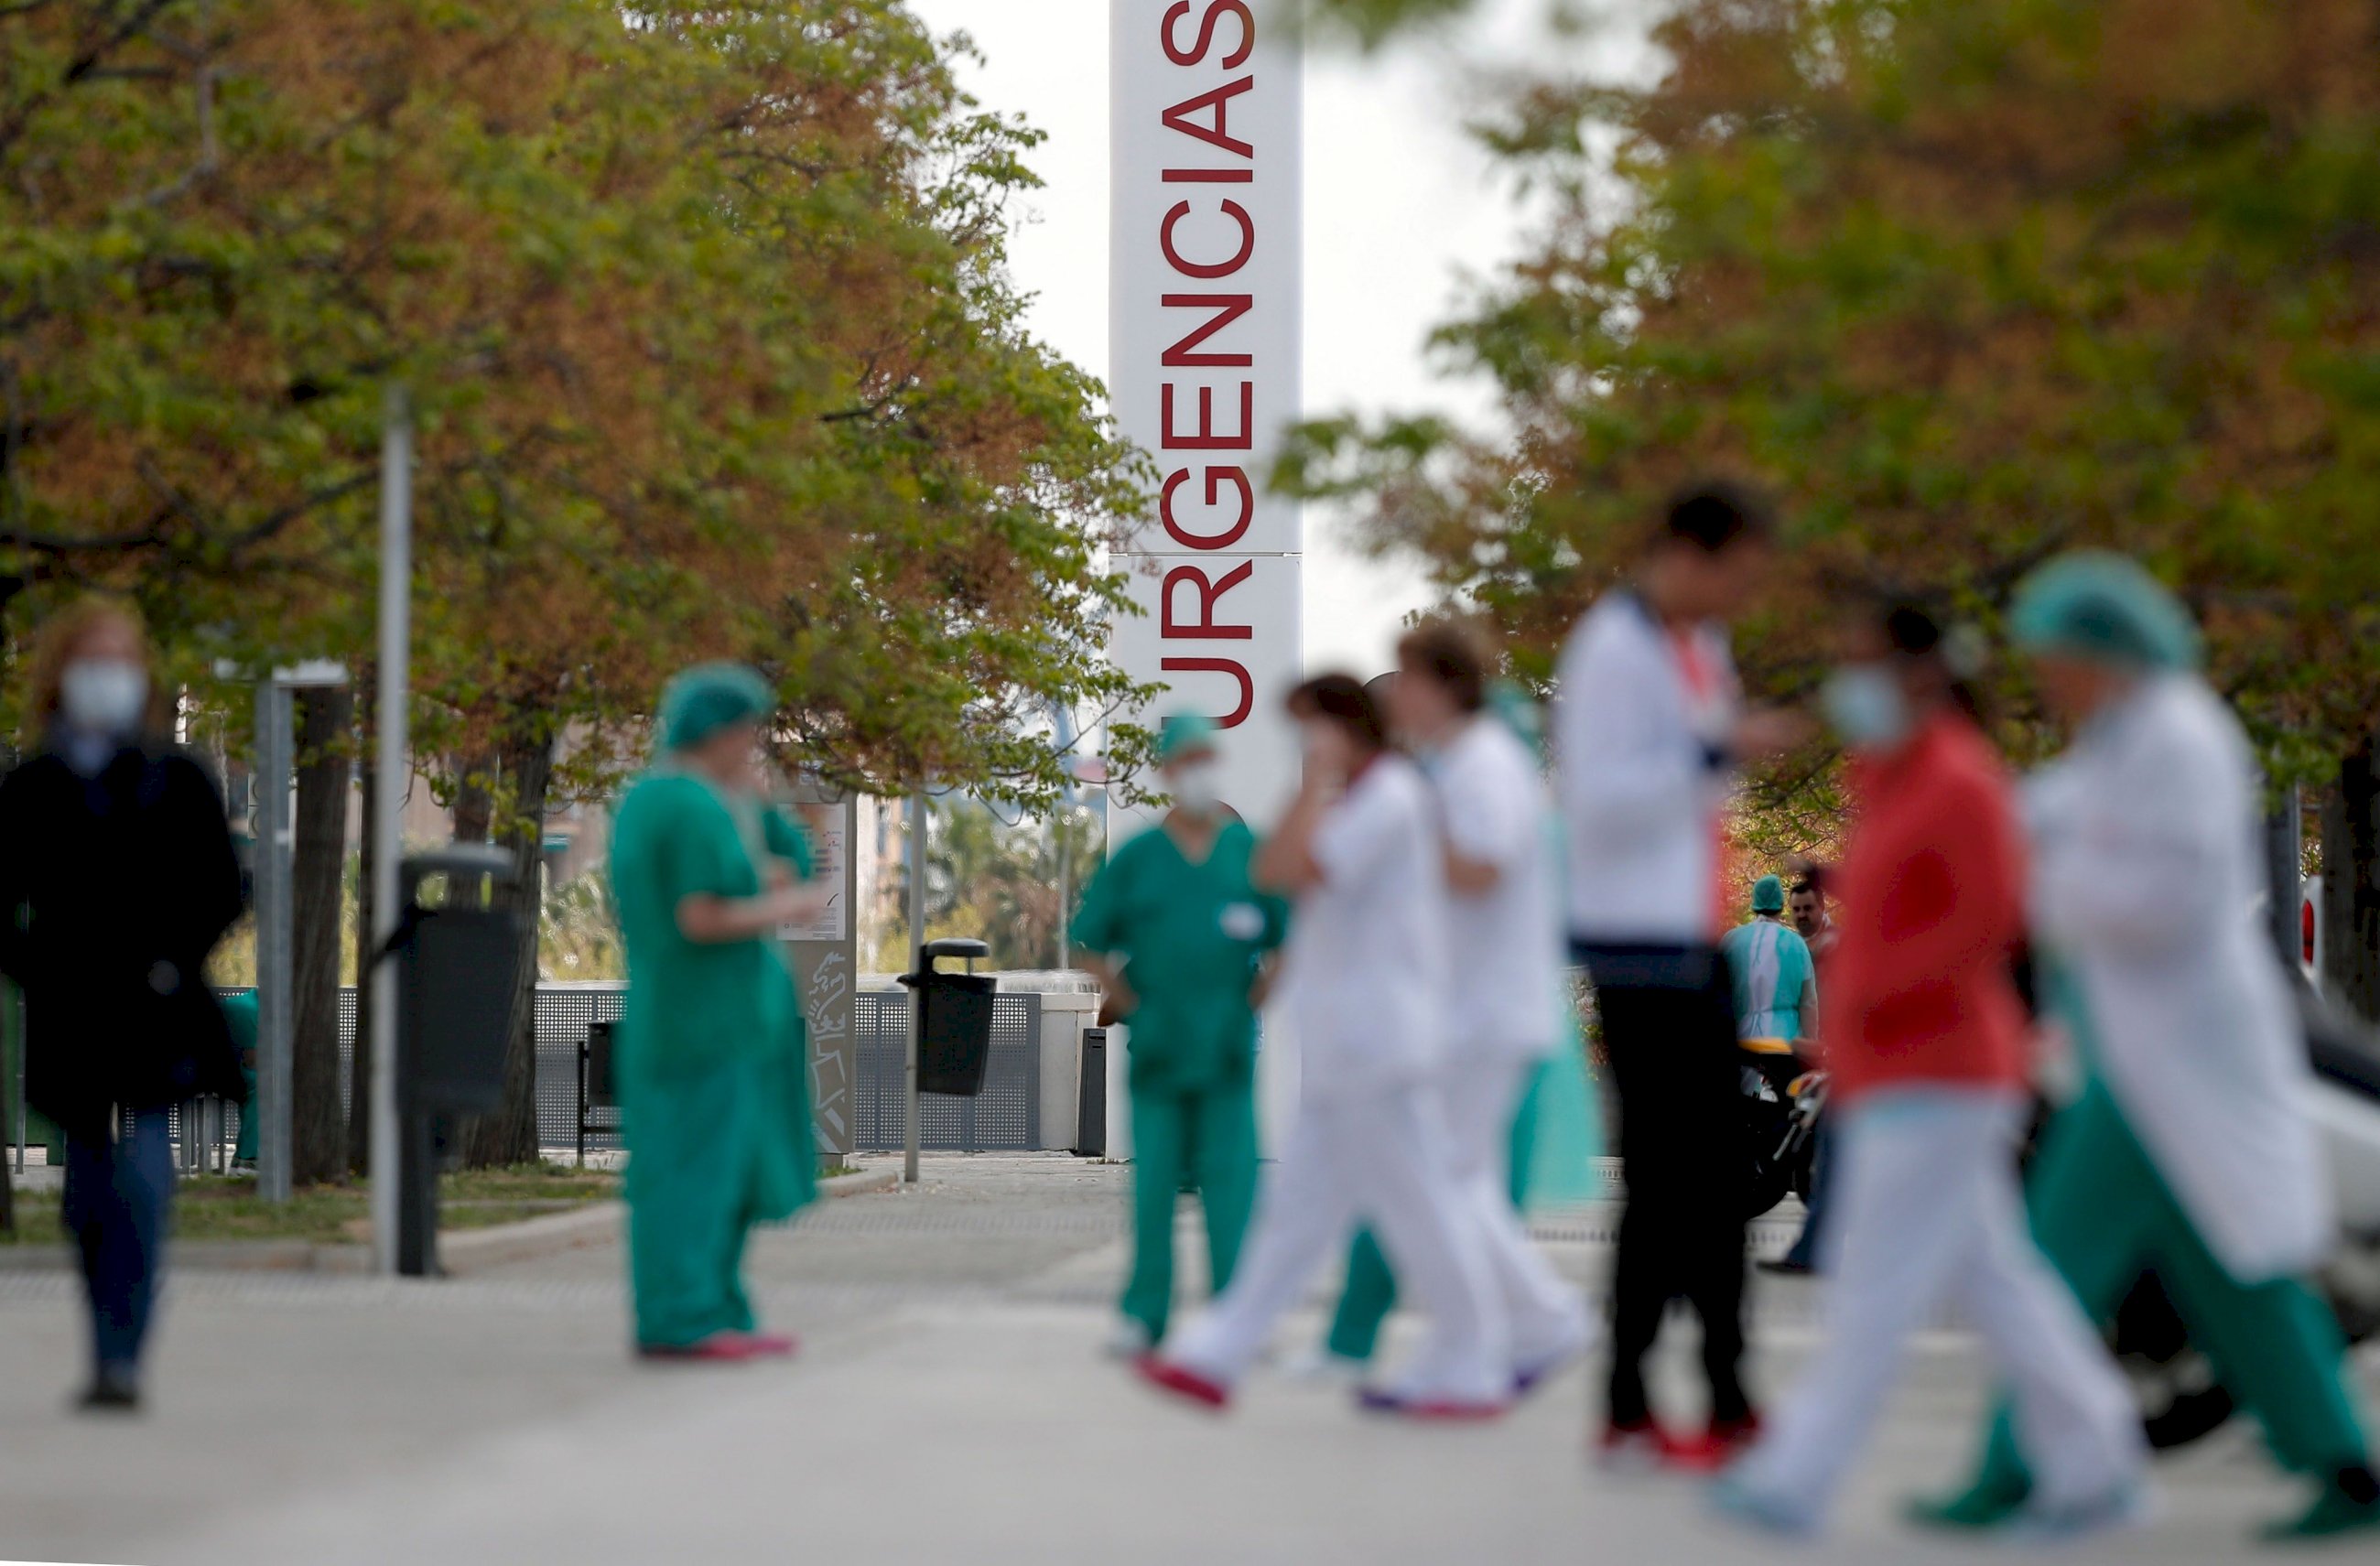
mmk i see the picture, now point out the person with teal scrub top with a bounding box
[223,989,259,1167]
[1071,713,1288,1359]
[1720,875,1818,1050]
[610,664,827,1362]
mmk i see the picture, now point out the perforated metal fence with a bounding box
[15,982,1051,1166]
[851,990,1042,1152]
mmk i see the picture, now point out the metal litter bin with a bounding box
[899,938,996,1097]
[389,844,525,1275]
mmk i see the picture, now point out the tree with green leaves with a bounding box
[4,0,1155,1175]
[1282,0,2380,1010]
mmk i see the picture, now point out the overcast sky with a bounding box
[902,0,1625,676]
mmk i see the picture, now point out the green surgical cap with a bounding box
[660,663,774,751]
[1750,874,1785,914]
[1155,711,1218,766]
[2008,552,2202,672]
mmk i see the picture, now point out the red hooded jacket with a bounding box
[1822,711,2031,1104]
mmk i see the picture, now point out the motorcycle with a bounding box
[1739,1046,1824,1220]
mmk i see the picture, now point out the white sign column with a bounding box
[1110,0,1303,826]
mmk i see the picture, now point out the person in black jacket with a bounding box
[0,599,244,1411]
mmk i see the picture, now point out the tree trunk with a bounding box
[291,684,354,1185]
[346,707,378,1177]
[2320,734,2380,1024]
[460,723,552,1169]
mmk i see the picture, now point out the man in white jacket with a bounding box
[1553,482,1800,1466]
[1916,552,2377,1542]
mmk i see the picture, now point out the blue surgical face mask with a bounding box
[60,659,148,738]
[1820,664,1912,751]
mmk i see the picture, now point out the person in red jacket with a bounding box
[1711,604,2145,1539]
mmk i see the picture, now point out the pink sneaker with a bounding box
[637,1333,766,1363]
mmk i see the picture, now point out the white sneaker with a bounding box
[1275,1343,1368,1386]
[1103,1316,1154,1361]
[1513,1308,1599,1399]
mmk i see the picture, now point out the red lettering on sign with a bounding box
[1163,657,1255,729]
[1161,295,1253,368]
[1161,1,1254,69]
[1161,561,1254,640]
[1159,467,1254,549]
[1161,77,1255,160]
[1160,200,1253,279]
[1163,168,1253,183]
[1161,383,1254,450]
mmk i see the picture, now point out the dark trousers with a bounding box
[63,1110,173,1374]
[1590,957,1750,1427]
[1782,1118,1834,1269]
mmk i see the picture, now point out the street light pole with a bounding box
[370,385,411,1274]
[903,788,925,1185]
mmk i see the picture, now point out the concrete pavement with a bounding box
[0,1154,2371,1564]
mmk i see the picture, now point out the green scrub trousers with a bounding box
[1326,1063,1545,1362]
[1121,1067,1260,1343]
[1961,1077,2369,1497]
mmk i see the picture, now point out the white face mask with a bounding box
[60,659,148,737]
[1168,760,1224,817]
[1820,664,1911,751]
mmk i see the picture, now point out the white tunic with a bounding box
[1277,754,1450,1101]
[2026,674,2331,1281]
[1552,590,1737,945]
[1429,717,1565,1059]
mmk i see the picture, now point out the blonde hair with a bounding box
[24,597,164,733]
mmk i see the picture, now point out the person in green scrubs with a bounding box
[611,664,826,1362]
[1072,714,1288,1359]
[223,989,259,1168]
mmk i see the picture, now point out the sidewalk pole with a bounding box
[254,679,294,1202]
[904,788,925,1184]
[370,384,412,1274]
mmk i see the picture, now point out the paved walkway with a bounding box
[0,1154,2370,1564]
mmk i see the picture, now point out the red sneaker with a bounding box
[1667,1412,1764,1472]
[1135,1355,1231,1410]
[736,1331,800,1359]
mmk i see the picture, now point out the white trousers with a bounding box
[1431,1055,1586,1372]
[1167,1083,1509,1404]
[1731,1088,2144,1523]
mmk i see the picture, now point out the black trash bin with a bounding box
[389,844,526,1276]
[1074,1026,1107,1158]
[898,938,997,1097]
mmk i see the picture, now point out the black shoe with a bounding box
[77,1366,141,1414]
[1758,1257,1814,1277]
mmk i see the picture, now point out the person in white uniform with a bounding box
[1139,674,1509,1418]
[1378,619,1595,1399]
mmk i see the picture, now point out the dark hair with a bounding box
[1659,481,1774,555]
[1286,673,1388,752]
[1878,600,1985,725]
[1395,619,1494,713]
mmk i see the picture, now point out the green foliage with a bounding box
[1279,0,2380,796]
[0,0,1154,816]
[865,797,1106,972]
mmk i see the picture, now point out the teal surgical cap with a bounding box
[1155,711,1218,766]
[660,663,774,751]
[2008,551,2202,673]
[1751,874,1785,914]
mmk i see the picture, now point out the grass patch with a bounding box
[0,1163,619,1247]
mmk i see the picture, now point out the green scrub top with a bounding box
[610,772,814,1085]
[1719,915,1816,1041]
[222,988,259,1163]
[1069,819,1288,1091]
